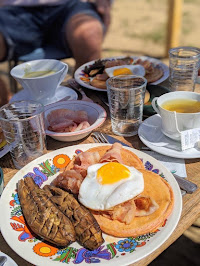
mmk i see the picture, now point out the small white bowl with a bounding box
[44,100,107,142]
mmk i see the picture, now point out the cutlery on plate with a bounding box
[91,131,198,194]
[67,79,94,102]
[0,256,7,266]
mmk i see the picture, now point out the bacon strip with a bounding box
[134,196,159,216]
[52,151,101,194]
[99,143,124,163]
[96,196,158,224]
[100,199,136,225]
[52,169,84,194]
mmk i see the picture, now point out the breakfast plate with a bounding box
[10,86,78,106]
[0,143,182,266]
[74,56,169,91]
[138,114,200,159]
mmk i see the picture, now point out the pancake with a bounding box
[85,145,145,170]
[145,65,164,83]
[144,90,150,104]
[92,170,174,237]
[90,77,107,90]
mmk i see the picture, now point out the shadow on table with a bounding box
[150,234,200,266]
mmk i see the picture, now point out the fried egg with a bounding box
[78,162,144,210]
[105,65,145,77]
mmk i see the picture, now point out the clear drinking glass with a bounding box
[0,101,47,169]
[106,75,147,136]
[169,46,200,91]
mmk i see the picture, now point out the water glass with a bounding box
[0,101,47,169]
[0,167,4,196]
[106,75,147,136]
[169,46,200,91]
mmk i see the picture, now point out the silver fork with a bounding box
[90,132,197,194]
[91,132,109,144]
[67,78,94,102]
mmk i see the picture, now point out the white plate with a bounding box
[138,114,200,159]
[45,101,107,142]
[9,86,78,106]
[74,56,169,91]
[0,143,182,266]
[0,251,17,266]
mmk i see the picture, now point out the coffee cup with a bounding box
[152,91,200,141]
[10,59,68,104]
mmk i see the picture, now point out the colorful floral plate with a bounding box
[74,56,169,92]
[0,144,182,266]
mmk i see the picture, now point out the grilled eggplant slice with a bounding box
[18,177,76,246]
[43,185,104,250]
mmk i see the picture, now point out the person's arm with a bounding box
[95,0,112,29]
[83,0,113,30]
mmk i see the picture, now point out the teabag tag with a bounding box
[180,128,200,151]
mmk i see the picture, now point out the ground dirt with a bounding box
[0,0,199,93]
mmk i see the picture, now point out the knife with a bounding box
[101,133,198,194]
[101,133,131,147]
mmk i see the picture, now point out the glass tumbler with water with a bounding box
[106,75,147,136]
[169,46,200,91]
[0,101,47,169]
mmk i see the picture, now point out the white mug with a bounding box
[10,59,68,103]
[152,91,200,141]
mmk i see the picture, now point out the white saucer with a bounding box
[10,86,78,106]
[138,114,200,159]
[0,251,17,266]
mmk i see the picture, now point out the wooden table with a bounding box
[0,86,200,266]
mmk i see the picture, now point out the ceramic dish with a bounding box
[0,143,182,266]
[10,86,78,106]
[0,251,17,266]
[138,114,200,159]
[74,56,169,91]
[44,101,107,142]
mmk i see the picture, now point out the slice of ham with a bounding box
[52,169,84,194]
[47,109,89,125]
[99,143,124,163]
[72,121,91,132]
[48,120,76,132]
[73,151,101,177]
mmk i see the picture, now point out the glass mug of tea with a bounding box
[152,91,200,141]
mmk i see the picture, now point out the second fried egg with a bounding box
[105,65,145,77]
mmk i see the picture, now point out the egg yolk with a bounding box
[97,162,130,184]
[113,68,132,76]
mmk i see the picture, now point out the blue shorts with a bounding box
[0,0,104,61]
